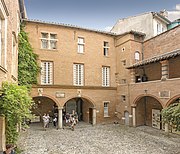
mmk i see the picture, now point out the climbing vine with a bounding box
[18,24,40,88]
[161,102,180,131]
[0,82,33,144]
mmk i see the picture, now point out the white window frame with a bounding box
[78,37,84,53]
[41,61,53,85]
[102,66,110,87]
[0,3,8,69]
[104,101,110,117]
[135,51,140,62]
[73,63,84,86]
[103,41,109,56]
[157,22,161,35]
[41,32,57,50]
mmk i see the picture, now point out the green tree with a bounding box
[0,82,33,144]
[18,24,40,87]
[161,102,180,131]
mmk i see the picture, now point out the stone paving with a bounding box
[17,122,180,154]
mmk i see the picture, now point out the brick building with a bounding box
[0,0,26,151]
[24,17,180,133]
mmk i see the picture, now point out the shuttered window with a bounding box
[73,64,84,86]
[41,61,53,84]
[102,66,110,87]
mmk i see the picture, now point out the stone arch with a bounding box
[166,94,180,107]
[132,94,164,108]
[133,94,163,129]
[63,95,96,124]
[33,94,59,106]
[62,94,96,107]
[32,95,59,122]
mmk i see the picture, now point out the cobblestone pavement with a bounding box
[17,122,180,154]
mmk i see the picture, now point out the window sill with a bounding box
[104,116,110,118]
[40,48,58,51]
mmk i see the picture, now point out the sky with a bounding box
[24,0,180,31]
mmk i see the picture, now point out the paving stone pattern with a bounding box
[17,123,180,154]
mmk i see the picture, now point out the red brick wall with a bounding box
[143,25,180,59]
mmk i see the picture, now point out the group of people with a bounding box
[64,112,78,131]
[42,111,79,131]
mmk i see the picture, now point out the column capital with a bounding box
[58,106,64,110]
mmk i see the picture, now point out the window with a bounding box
[103,41,109,56]
[104,102,109,117]
[102,66,110,87]
[78,37,84,53]
[0,8,7,68]
[50,34,57,49]
[11,36,17,76]
[121,60,126,66]
[121,95,126,102]
[121,79,126,84]
[41,61,53,84]
[135,51,140,62]
[41,32,57,49]
[122,47,125,52]
[73,63,84,86]
[157,22,161,35]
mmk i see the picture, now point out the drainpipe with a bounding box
[144,90,147,126]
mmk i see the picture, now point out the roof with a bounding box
[153,12,171,24]
[23,19,117,36]
[127,49,180,69]
[23,19,146,37]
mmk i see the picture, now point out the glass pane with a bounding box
[50,34,56,39]
[78,38,84,44]
[41,40,48,48]
[50,40,57,49]
[41,33,48,38]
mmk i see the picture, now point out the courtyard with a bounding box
[17,123,180,154]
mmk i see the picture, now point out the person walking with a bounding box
[53,115,57,127]
[42,113,48,130]
[70,115,76,131]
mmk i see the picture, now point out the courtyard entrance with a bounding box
[31,96,58,123]
[64,97,96,124]
[134,96,163,129]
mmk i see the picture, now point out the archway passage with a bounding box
[31,96,58,123]
[63,97,95,124]
[135,96,163,129]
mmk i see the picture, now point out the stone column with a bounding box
[92,108,96,126]
[58,107,63,129]
[130,69,136,83]
[132,107,136,127]
[161,60,169,80]
[165,123,169,133]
